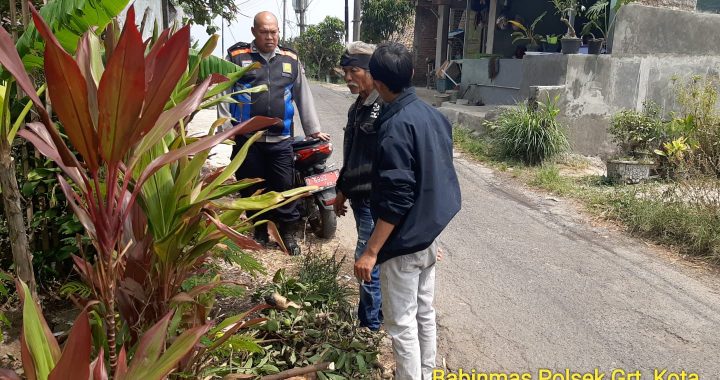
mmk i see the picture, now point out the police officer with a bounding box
[220,11,330,255]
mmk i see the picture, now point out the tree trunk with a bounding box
[0,142,36,294]
[8,0,18,40]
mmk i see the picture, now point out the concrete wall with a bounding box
[613,4,720,55]
[636,0,697,10]
[460,58,524,105]
[526,54,720,157]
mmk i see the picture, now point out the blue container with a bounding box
[436,78,449,93]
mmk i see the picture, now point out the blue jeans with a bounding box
[351,199,383,330]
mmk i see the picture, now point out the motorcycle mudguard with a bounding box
[315,187,336,210]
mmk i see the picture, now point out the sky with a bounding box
[189,0,357,57]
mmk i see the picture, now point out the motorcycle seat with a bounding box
[291,137,322,150]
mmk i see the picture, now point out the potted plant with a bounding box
[606,102,663,184]
[581,1,608,54]
[509,12,547,53]
[543,34,560,52]
[550,0,581,54]
[582,0,635,54]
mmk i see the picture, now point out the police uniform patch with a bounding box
[282,62,293,77]
[241,60,253,67]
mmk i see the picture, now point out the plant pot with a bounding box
[561,37,581,54]
[588,39,604,55]
[542,42,559,53]
[526,44,541,52]
[606,159,654,184]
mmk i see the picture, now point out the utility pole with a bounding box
[345,0,349,42]
[283,0,287,42]
[352,0,361,41]
[293,0,307,36]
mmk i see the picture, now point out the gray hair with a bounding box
[346,41,376,56]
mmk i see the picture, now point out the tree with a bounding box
[173,0,239,34]
[297,16,345,81]
[360,0,414,43]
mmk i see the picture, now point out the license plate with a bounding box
[305,170,339,188]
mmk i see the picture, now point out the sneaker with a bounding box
[281,232,301,256]
[253,225,269,246]
[279,222,301,256]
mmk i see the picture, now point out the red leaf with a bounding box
[48,308,92,380]
[143,29,170,84]
[132,312,171,363]
[134,26,190,141]
[134,116,278,194]
[90,348,107,380]
[19,333,37,380]
[31,5,100,171]
[18,123,87,190]
[0,23,47,121]
[97,5,145,164]
[76,34,99,128]
[114,347,128,380]
[204,211,263,251]
[58,176,96,240]
[0,20,76,168]
[71,255,99,291]
[131,73,217,163]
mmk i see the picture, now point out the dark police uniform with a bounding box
[220,41,321,233]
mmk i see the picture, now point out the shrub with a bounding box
[610,101,663,158]
[489,96,569,165]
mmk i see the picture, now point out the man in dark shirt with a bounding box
[335,41,383,331]
[354,42,462,380]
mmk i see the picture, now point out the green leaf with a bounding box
[212,191,284,211]
[198,130,264,199]
[19,280,60,379]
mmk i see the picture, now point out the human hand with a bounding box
[354,250,378,282]
[437,247,444,262]
[334,191,347,217]
[310,132,330,141]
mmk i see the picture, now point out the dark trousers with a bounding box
[232,136,299,223]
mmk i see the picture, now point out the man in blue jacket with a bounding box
[354,42,462,380]
[219,11,329,255]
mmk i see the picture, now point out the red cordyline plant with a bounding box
[0,3,299,375]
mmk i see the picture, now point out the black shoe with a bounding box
[279,222,301,256]
[253,225,269,246]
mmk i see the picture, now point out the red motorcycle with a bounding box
[292,137,338,239]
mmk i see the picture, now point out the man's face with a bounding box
[252,19,279,54]
[342,66,373,95]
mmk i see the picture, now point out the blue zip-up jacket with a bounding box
[371,88,462,264]
[222,42,320,141]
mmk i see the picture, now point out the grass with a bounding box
[453,127,494,161]
[453,126,720,264]
[529,166,573,196]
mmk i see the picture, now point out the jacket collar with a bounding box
[377,87,417,125]
[250,42,281,59]
[360,89,380,107]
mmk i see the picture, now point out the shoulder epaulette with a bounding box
[228,41,252,57]
[278,46,298,60]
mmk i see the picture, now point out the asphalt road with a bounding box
[309,83,720,379]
